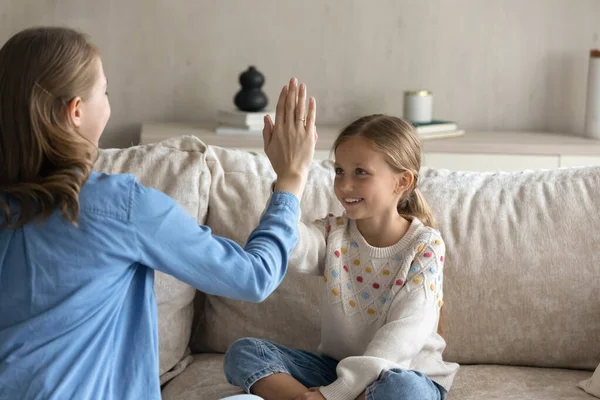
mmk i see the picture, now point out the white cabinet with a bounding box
[559,155,600,168]
[139,123,600,172]
[315,150,332,160]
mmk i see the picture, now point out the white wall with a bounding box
[2,0,599,148]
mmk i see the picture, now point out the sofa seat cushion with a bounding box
[161,354,594,400]
[450,365,594,400]
[161,354,243,400]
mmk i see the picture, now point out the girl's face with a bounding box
[68,58,110,146]
[334,136,407,221]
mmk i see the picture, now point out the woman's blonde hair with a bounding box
[333,114,436,228]
[0,27,100,229]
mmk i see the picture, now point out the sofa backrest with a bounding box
[95,136,210,383]
[191,144,600,371]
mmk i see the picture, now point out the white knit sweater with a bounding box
[290,214,459,400]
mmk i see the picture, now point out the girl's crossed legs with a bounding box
[224,338,446,400]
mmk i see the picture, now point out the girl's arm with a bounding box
[263,179,336,277]
[131,181,300,303]
[319,236,445,400]
[287,215,336,276]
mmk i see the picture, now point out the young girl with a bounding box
[224,115,459,400]
[0,27,317,399]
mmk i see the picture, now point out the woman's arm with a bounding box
[133,77,318,303]
[131,183,300,303]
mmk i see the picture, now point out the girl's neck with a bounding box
[355,211,411,248]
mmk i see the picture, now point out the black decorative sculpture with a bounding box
[234,66,268,112]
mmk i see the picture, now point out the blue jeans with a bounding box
[224,338,447,400]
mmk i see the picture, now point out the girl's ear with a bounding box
[67,96,83,128]
[394,170,414,194]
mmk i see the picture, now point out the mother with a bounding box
[0,27,316,400]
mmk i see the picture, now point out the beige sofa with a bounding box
[95,136,600,400]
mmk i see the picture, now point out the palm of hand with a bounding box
[262,78,317,180]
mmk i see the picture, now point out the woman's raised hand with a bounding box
[262,77,317,200]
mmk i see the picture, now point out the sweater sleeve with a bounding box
[319,235,446,400]
[287,215,337,276]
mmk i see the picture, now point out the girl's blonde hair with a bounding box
[0,27,100,229]
[333,114,436,228]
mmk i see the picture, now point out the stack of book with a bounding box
[216,110,275,135]
[412,120,464,140]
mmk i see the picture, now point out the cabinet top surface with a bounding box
[140,122,600,156]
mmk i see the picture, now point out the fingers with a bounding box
[265,114,274,132]
[274,85,287,129]
[262,115,274,150]
[306,96,316,131]
[285,77,298,125]
[296,83,307,127]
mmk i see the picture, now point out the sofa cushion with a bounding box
[95,136,210,382]
[419,168,600,370]
[190,146,343,354]
[161,354,242,400]
[191,146,600,371]
[161,354,594,400]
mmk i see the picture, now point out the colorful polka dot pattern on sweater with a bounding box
[321,216,446,325]
[297,214,456,398]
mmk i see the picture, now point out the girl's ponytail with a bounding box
[398,181,436,229]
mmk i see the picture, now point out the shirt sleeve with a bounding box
[319,234,446,400]
[130,181,300,303]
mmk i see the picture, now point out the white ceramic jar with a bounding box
[403,90,433,123]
